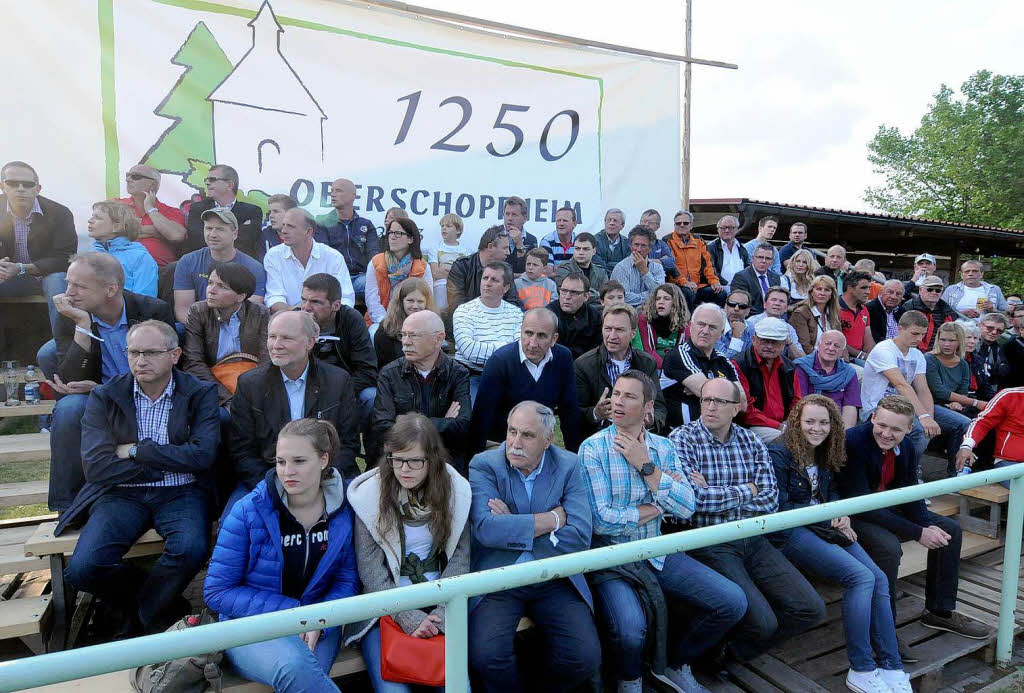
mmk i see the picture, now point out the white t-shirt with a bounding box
[398,522,440,587]
[860,339,926,419]
[956,285,988,313]
[720,241,744,285]
[424,239,472,277]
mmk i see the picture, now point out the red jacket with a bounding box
[964,387,1024,461]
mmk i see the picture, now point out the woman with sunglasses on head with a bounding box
[346,413,471,692]
[768,395,910,693]
[365,217,432,337]
[204,418,358,692]
[789,274,841,355]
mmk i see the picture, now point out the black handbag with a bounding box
[807,522,854,548]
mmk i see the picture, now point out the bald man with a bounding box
[866,279,907,344]
[316,177,379,299]
[370,309,472,473]
[116,163,186,266]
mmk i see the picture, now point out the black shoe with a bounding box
[144,595,192,635]
[897,637,919,664]
[921,610,991,640]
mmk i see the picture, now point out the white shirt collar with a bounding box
[519,343,553,381]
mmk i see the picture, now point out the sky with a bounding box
[411,0,1024,213]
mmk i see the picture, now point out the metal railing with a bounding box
[1,466,1023,692]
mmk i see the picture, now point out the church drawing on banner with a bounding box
[207,1,327,190]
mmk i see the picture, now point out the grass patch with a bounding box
[0,418,50,519]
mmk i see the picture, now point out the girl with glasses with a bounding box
[346,413,471,692]
[365,217,432,338]
[204,418,359,692]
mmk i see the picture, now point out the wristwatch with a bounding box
[17,263,25,276]
[128,444,138,460]
[639,462,656,477]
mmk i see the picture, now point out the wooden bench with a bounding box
[0,480,49,508]
[0,570,52,655]
[0,432,50,464]
[957,484,1009,539]
[0,295,48,305]
[0,401,55,418]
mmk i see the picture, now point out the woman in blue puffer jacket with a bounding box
[204,418,360,692]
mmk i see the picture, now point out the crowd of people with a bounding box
[3,157,1024,693]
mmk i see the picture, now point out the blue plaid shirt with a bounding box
[123,377,194,487]
[7,198,41,264]
[579,425,695,570]
[668,419,777,527]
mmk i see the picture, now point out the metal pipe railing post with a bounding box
[997,475,1024,666]
[444,594,469,693]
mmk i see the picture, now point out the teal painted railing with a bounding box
[1,466,1023,692]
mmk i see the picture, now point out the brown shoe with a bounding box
[921,610,991,640]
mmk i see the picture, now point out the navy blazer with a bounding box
[837,422,928,541]
[468,443,593,610]
[729,266,782,315]
[56,369,221,534]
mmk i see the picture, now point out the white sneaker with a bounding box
[665,665,711,693]
[617,678,643,693]
[880,668,913,693]
[846,668,891,693]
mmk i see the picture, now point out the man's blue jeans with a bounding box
[226,627,341,692]
[0,271,66,338]
[48,393,89,511]
[690,535,826,661]
[64,484,210,628]
[780,526,901,672]
[591,550,747,681]
[905,405,972,477]
[359,386,377,432]
[360,624,445,693]
[351,272,367,304]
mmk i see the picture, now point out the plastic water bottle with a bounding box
[3,361,19,407]
[23,365,40,405]
[958,465,972,477]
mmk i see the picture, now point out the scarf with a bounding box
[398,487,443,584]
[794,353,855,393]
[386,252,413,287]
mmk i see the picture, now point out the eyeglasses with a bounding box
[674,221,692,227]
[921,286,942,293]
[2,179,36,189]
[561,288,586,297]
[387,231,410,238]
[725,300,749,309]
[124,347,176,360]
[387,455,426,470]
[204,176,229,185]
[718,225,738,230]
[700,397,739,408]
[399,330,438,340]
[126,173,154,182]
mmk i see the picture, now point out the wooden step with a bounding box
[0,295,47,304]
[0,527,48,576]
[0,596,51,640]
[0,402,54,418]
[958,484,1010,504]
[0,480,48,508]
[24,522,165,560]
[899,530,1003,579]
[0,433,49,464]
[928,494,960,517]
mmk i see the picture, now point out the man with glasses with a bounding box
[184,164,264,261]
[264,207,354,313]
[730,244,782,316]
[553,232,608,302]
[666,210,725,310]
[315,177,379,301]
[976,312,1011,398]
[371,309,471,473]
[57,320,219,638]
[468,400,600,692]
[299,273,378,432]
[901,275,957,352]
[229,311,360,517]
[742,216,782,275]
[717,289,751,357]
[547,272,601,360]
[706,215,750,289]
[44,253,175,512]
[672,377,825,662]
[0,160,77,338]
[662,303,744,429]
[115,164,187,267]
[610,226,666,307]
[446,225,520,317]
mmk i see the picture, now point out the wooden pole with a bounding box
[682,0,693,211]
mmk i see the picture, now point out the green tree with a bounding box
[865,70,1024,294]
[143,23,233,176]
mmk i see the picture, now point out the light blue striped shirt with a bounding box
[281,363,309,421]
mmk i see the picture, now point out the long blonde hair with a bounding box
[785,248,819,295]
[931,321,966,359]
[797,274,841,328]
[380,277,439,338]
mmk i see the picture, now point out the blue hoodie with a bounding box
[91,236,158,297]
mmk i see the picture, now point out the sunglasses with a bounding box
[2,179,36,190]
[674,221,692,227]
[204,176,229,184]
[726,300,749,309]
[921,286,942,293]
[126,173,154,182]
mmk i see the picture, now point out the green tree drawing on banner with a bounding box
[184,159,269,215]
[143,22,233,177]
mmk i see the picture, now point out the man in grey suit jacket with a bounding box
[729,243,781,315]
[468,401,600,693]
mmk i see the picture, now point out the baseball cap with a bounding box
[201,208,238,229]
[920,275,944,288]
[915,253,936,265]
[754,317,789,341]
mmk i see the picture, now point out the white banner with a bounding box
[4,0,680,249]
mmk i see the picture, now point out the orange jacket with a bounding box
[664,234,719,288]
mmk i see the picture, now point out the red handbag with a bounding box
[379,615,445,686]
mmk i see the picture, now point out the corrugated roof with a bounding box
[690,198,1024,236]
